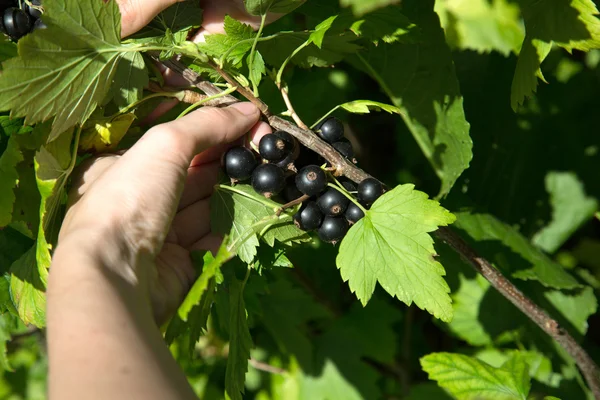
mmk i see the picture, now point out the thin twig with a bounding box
[158,57,600,399]
[278,83,309,130]
[435,227,600,399]
[276,194,310,216]
[249,358,288,375]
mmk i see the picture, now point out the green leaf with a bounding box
[0,116,33,136]
[200,16,255,67]
[309,16,338,48]
[447,274,493,346]
[435,0,524,55]
[532,172,598,253]
[225,277,253,400]
[111,52,148,110]
[0,0,147,138]
[544,286,597,335]
[244,0,307,15]
[178,245,232,321]
[79,113,136,152]
[210,184,309,264]
[9,246,47,328]
[248,50,265,92]
[453,212,581,289]
[259,31,361,68]
[337,184,455,321]
[421,352,531,400]
[349,6,419,44]
[0,226,34,276]
[0,136,24,227]
[339,99,403,115]
[130,1,203,41]
[511,0,600,109]
[340,0,401,16]
[352,0,472,198]
[0,312,18,372]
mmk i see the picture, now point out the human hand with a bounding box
[53,104,271,324]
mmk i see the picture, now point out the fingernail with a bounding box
[230,102,258,116]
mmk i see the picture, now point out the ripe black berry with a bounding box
[273,130,295,146]
[32,17,45,30]
[275,150,297,172]
[24,0,42,19]
[295,165,327,196]
[318,216,349,244]
[3,7,31,41]
[332,139,355,161]
[345,203,365,224]
[358,178,384,206]
[223,146,258,181]
[315,116,344,143]
[259,133,291,162]
[293,201,323,231]
[340,178,357,192]
[317,188,349,217]
[283,177,303,202]
[251,164,285,197]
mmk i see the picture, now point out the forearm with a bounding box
[47,235,196,400]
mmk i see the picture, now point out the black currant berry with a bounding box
[315,116,344,143]
[317,188,349,217]
[24,0,42,19]
[32,16,45,30]
[339,178,357,192]
[295,165,327,196]
[251,164,285,197]
[275,150,297,172]
[282,177,303,202]
[259,133,291,162]
[3,7,31,41]
[318,216,349,244]
[358,178,384,206]
[345,203,365,224]
[273,130,295,146]
[222,146,258,181]
[293,201,323,231]
[332,139,356,162]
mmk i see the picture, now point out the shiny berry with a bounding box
[295,165,326,196]
[3,7,31,41]
[273,130,295,146]
[318,216,349,244]
[358,178,384,206]
[317,188,349,217]
[315,116,344,143]
[345,203,365,224]
[340,178,356,192]
[32,17,45,30]
[24,0,42,19]
[251,164,285,197]
[222,146,258,181]
[293,201,323,231]
[283,177,303,202]
[259,133,291,162]
[332,139,356,162]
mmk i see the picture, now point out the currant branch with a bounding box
[156,56,600,399]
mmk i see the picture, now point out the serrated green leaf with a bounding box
[200,16,255,68]
[352,0,472,198]
[309,16,338,48]
[544,286,597,335]
[244,0,306,15]
[512,0,600,109]
[435,0,524,55]
[454,212,581,289]
[210,184,309,264]
[225,277,253,400]
[0,116,33,136]
[337,184,455,321]
[0,0,147,139]
[9,246,47,328]
[421,352,531,400]
[532,172,598,254]
[447,274,493,346]
[111,52,148,110]
[248,51,265,92]
[340,0,401,16]
[178,245,232,321]
[0,136,24,227]
[339,99,403,115]
[130,1,202,41]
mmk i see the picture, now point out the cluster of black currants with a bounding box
[222,116,384,244]
[0,0,44,42]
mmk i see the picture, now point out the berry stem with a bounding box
[275,194,310,217]
[157,56,600,397]
[176,86,238,119]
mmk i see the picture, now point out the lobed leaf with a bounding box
[0,136,24,227]
[337,184,455,321]
[421,352,531,399]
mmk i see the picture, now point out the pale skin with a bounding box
[47,2,276,399]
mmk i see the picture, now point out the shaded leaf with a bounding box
[340,0,401,16]
[0,136,24,227]
[79,113,136,152]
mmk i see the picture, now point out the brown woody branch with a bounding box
[157,56,600,399]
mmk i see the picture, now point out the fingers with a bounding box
[60,104,260,254]
[117,0,182,38]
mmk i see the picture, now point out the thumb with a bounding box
[117,0,183,38]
